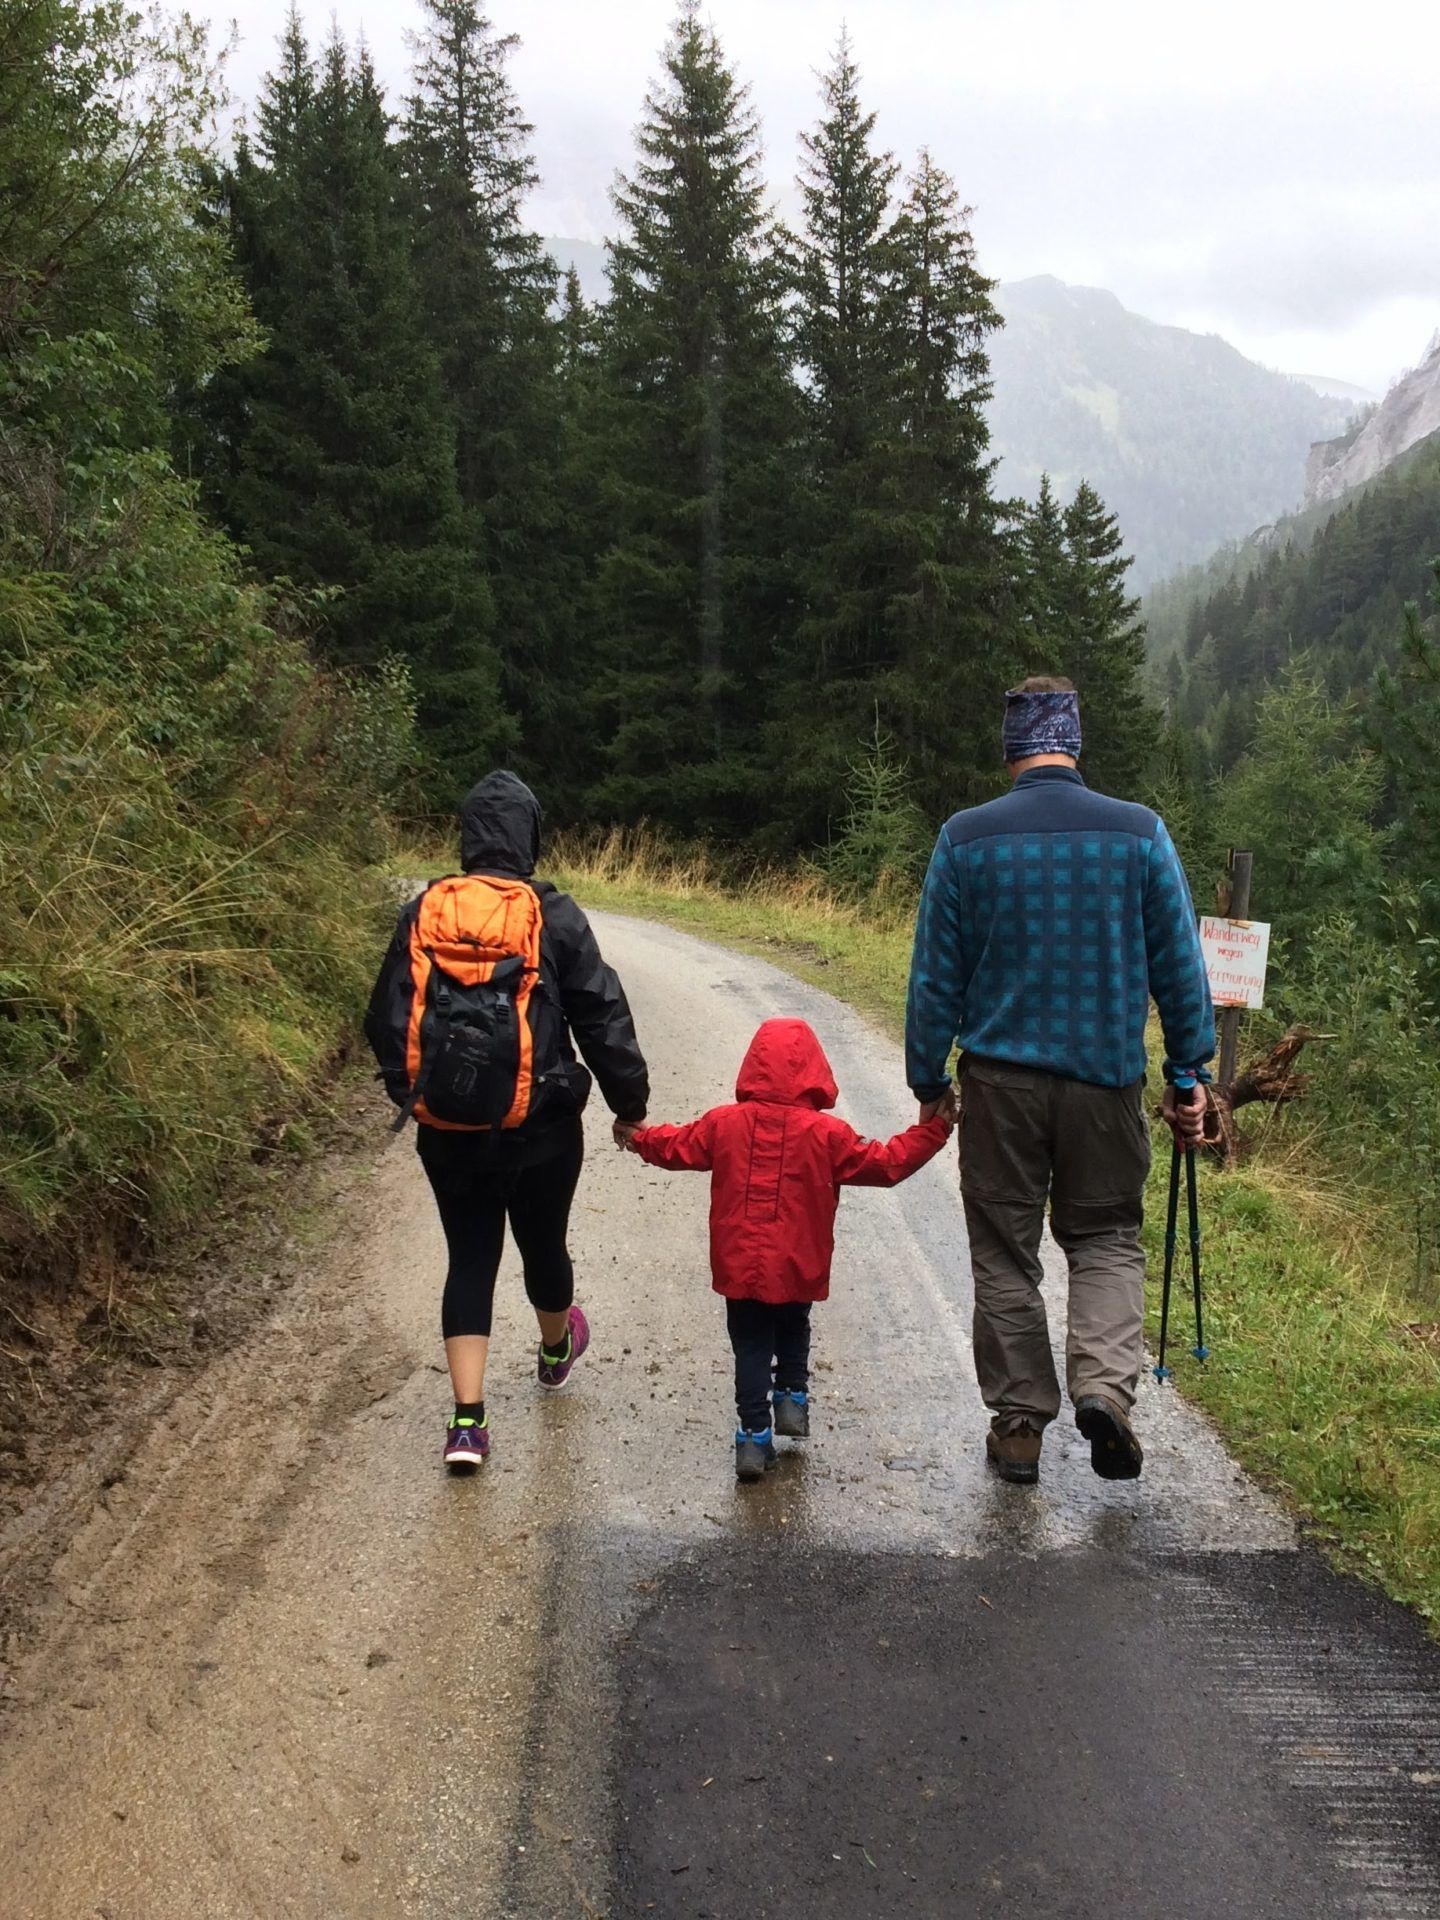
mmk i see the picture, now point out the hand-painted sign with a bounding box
[1199,916,1271,1011]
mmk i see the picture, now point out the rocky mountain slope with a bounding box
[1147,420,1440,655]
[1305,335,1440,505]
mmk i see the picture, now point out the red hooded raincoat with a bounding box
[631,1018,948,1305]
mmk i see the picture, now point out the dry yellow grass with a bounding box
[548,827,916,1035]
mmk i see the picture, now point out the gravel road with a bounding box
[2,913,1438,1918]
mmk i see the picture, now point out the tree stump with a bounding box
[1202,1024,1329,1162]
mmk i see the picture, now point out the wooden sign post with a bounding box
[1212,849,1256,1089]
[1199,852,1326,1158]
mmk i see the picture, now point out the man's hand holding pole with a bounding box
[1162,1075,1207,1150]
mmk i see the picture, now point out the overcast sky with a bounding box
[209,0,1439,394]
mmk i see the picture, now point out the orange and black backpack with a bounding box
[390,874,549,1133]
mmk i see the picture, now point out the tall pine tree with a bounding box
[214,14,506,797]
[777,36,903,840]
[1059,480,1157,793]
[400,2,577,801]
[592,2,801,840]
[792,34,898,479]
[1017,472,1068,673]
[874,150,1015,816]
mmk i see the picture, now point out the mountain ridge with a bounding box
[1305,336,1440,505]
[544,242,1360,588]
[986,275,1356,587]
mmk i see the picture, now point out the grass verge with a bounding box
[1,606,409,1292]
[1141,1166,1440,1618]
[545,830,1440,1626]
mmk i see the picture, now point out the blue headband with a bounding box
[1002,687,1082,762]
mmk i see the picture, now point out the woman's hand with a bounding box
[613,1119,642,1151]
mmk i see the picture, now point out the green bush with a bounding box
[1281,915,1440,1293]
[0,6,417,1284]
[0,357,414,1276]
[0,571,413,1268]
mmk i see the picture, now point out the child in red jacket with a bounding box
[625,1018,951,1480]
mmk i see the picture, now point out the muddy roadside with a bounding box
[0,1060,397,1678]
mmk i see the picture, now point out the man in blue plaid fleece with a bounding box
[905,677,1213,1485]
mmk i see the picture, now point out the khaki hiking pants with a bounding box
[958,1057,1151,1435]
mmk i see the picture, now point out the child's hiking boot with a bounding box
[443,1415,490,1473]
[538,1304,590,1391]
[985,1421,1042,1485]
[1074,1394,1143,1480]
[772,1389,810,1439]
[734,1427,777,1482]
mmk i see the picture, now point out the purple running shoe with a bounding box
[443,1417,490,1473]
[537,1304,590,1391]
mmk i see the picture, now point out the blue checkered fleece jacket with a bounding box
[905,766,1215,1098]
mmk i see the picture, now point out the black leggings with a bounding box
[417,1118,584,1339]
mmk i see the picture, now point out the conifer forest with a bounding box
[181,0,1153,840]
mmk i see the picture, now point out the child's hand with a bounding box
[613,1119,642,1152]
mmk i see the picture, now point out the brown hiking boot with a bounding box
[1074,1394,1144,1480]
[985,1422,1043,1485]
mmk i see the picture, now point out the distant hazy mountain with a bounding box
[987,276,1357,588]
[543,248,1357,590]
[1294,372,1381,405]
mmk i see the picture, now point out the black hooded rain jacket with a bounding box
[364,771,650,1133]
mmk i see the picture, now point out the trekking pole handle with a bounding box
[1170,1070,1204,1155]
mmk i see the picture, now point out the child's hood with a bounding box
[734,1019,838,1111]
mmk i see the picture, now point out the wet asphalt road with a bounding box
[2,913,1439,1918]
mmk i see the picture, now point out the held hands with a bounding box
[1162,1082,1208,1149]
[919,1086,959,1134]
[613,1118,642,1152]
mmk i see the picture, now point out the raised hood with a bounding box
[735,1019,838,1111]
[460,770,541,878]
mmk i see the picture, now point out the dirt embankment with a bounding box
[0,1069,394,1653]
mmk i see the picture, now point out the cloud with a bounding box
[202,0,1440,388]
[894,74,1439,358]
[1155,204,1440,333]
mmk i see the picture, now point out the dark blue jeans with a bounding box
[726,1298,812,1430]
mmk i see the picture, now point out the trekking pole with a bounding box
[1186,1139,1209,1363]
[1154,1134,1181,1384]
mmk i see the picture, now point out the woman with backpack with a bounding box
[365,771,649,1471]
